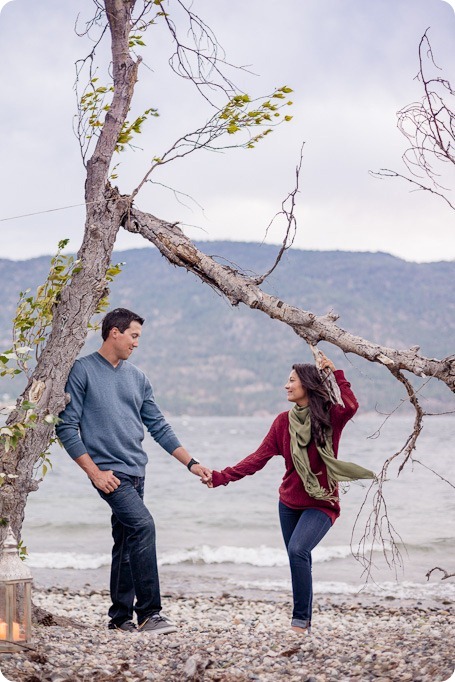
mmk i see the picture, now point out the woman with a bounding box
[205,353,375,634]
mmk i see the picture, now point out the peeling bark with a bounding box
[123,207,455,392]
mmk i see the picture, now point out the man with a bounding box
[56,308,211,634]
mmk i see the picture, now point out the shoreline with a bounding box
[28,563,455,609]
[1,587,453,681]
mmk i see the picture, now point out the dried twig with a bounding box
[372,29,455,209]
[351,473,405,582]
[159,0,241,104]
[351,369,424,578]
[426,566,455,581]
[253,144,304,286]
[413,459,455,489]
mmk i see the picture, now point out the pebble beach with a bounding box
[0,587,453,682]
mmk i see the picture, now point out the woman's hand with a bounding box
[318,352,336,372]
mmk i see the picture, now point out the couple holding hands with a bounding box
[56,308,375,636]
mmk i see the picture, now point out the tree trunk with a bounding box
[0,0,138,546]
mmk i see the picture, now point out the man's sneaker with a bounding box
[108,620,137,632]
[138,614,177,635]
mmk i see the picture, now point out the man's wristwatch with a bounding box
[186,458,200,471]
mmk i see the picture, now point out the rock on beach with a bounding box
[0,587,453,682]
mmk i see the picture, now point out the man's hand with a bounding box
[189,463,212,484]
[171,447,212,484]
[201,473,214,489]
[74,453,120,494]
[89,469,121,494]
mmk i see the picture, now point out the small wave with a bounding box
[160,545,288,567]
[230,578,455,599]
[26,552,111,570]
[25,545,338,571]
[159,544,354,567]
[24,543,382,571]
[360,580,455,600]
[24,522,107,532]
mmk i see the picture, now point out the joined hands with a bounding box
[189,463,213,487]
[202,474,213,488]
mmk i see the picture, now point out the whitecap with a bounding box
[158,544,356,567]
[25,552,111,570]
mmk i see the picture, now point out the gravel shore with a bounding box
[0,587,453,682]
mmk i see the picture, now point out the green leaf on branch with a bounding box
[18,540,28,561]
[115,108,159,153]
[89,260,124,327]
[129,34,146,48]
[105,262,125,282]
[1,240,83,381]
[21,400,36,411]
[0,427,14,437]
[217,86,295,147]
[80,82,114,135]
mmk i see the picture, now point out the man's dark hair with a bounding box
[101,308,145,341]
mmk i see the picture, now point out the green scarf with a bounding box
[288,405,376,503]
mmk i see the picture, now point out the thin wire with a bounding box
[0,201,97,223]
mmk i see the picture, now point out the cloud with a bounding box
[442,0,455,10]
[1,0,454,262]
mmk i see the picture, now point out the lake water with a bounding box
[22,414,455,602]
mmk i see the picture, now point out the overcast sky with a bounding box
[0,0,454,262]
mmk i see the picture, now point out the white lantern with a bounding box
[0,525,32,652]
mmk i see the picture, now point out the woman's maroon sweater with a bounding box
[211,370,359,524]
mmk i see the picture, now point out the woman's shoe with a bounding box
[291,618,311,634]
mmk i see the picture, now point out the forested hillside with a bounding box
[0,243,453,414]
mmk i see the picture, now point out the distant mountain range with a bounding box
[0,243,453,415]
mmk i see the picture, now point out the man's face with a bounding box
[111,321,142,360]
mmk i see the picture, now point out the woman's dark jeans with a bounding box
[279,501,332,626]
[97,472,161,626]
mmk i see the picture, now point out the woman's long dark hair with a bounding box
[292,364,332,446]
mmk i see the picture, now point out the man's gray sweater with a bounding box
[56,352,181,477]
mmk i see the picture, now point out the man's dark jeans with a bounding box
[97,472,161,626]
[279,501,332,626]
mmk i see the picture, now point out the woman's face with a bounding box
[285,369,309,407]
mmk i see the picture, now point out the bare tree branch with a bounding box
[157,0,242,104]
[389,370,424,475]
[252,144,304,285]
[364,31,455,575]
[351,475,405,581]
[122,207,455,392]
[372,29,455,209]
[370,168,455,211]
[351,371,424,579]
[413,459,455,490]
[129,86,292,201]
[73,7,110,165]
[426,567,455,581]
